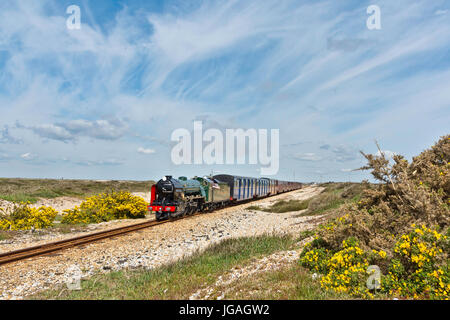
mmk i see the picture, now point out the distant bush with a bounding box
[62,191,147,224]
[263,199,310,213]
[0,203,58,231]
[297,182,367,217]
[300,135,450,299]
[246,205,262,211]
[306,191,343,214]
[246,182,366,215]
[246,200,310,213]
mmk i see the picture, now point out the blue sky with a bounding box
[0,0,449,181]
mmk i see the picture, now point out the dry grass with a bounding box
[50,222,90,234]
[300,182,366,216]
[249,199,310,213]
[247,183,366,216]
[32,234,352,300]
[32,235,299,300]
[223,262,352,300]
[0,229,14,240]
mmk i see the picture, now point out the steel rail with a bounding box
[0,188,302,266]
[0,219,167,266]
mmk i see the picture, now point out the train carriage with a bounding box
[213,174,268,201]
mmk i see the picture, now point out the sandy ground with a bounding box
[0,192,152,251]
[189,236,313,300]
[0,186,325,300]
[0,197,83,213]
[0,192,150,214]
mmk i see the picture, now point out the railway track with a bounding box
[0,190,300,266]
[0,219,168,266]
[0,206,231,266]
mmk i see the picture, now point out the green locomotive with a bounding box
[149,175,231,220]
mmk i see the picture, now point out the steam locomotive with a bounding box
[148,174,302,221]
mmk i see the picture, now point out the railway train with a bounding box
[148,174,302,221]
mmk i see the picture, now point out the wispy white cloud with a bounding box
[75,158,124,166]
[21,152,38,161]
[435,9,448,15]
[293,153,322,162]
[0,125,22,144]
[28,124,74,142]
[59,119,128,141]
[0,0,448,180]
[0,151,10,161]
[137,147,156,154]
[22,119,128,142]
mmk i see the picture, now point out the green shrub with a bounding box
[62,191,147,224]
[0,203,58,230]
[262,199,310,213]
[300,135,450,300]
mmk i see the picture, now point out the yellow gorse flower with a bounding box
[0,204,57,231]
[61,191,147,224]
[301,225,449,300]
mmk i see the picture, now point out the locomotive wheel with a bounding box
[155,212,165,221]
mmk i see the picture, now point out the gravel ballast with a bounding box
[0,186,324,300]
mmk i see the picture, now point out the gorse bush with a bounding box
[0,203,58,230]
[62,191,147,224]
[300,135,450,299]
[382,224,449,299]
[317,238,372,297]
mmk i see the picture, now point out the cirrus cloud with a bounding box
[23,119,128,143]
[0,0,448,181]
[137,147,155,154]
[21,152,38,161]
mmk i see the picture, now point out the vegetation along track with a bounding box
[0,219,168,266]
[0,193,277,266]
